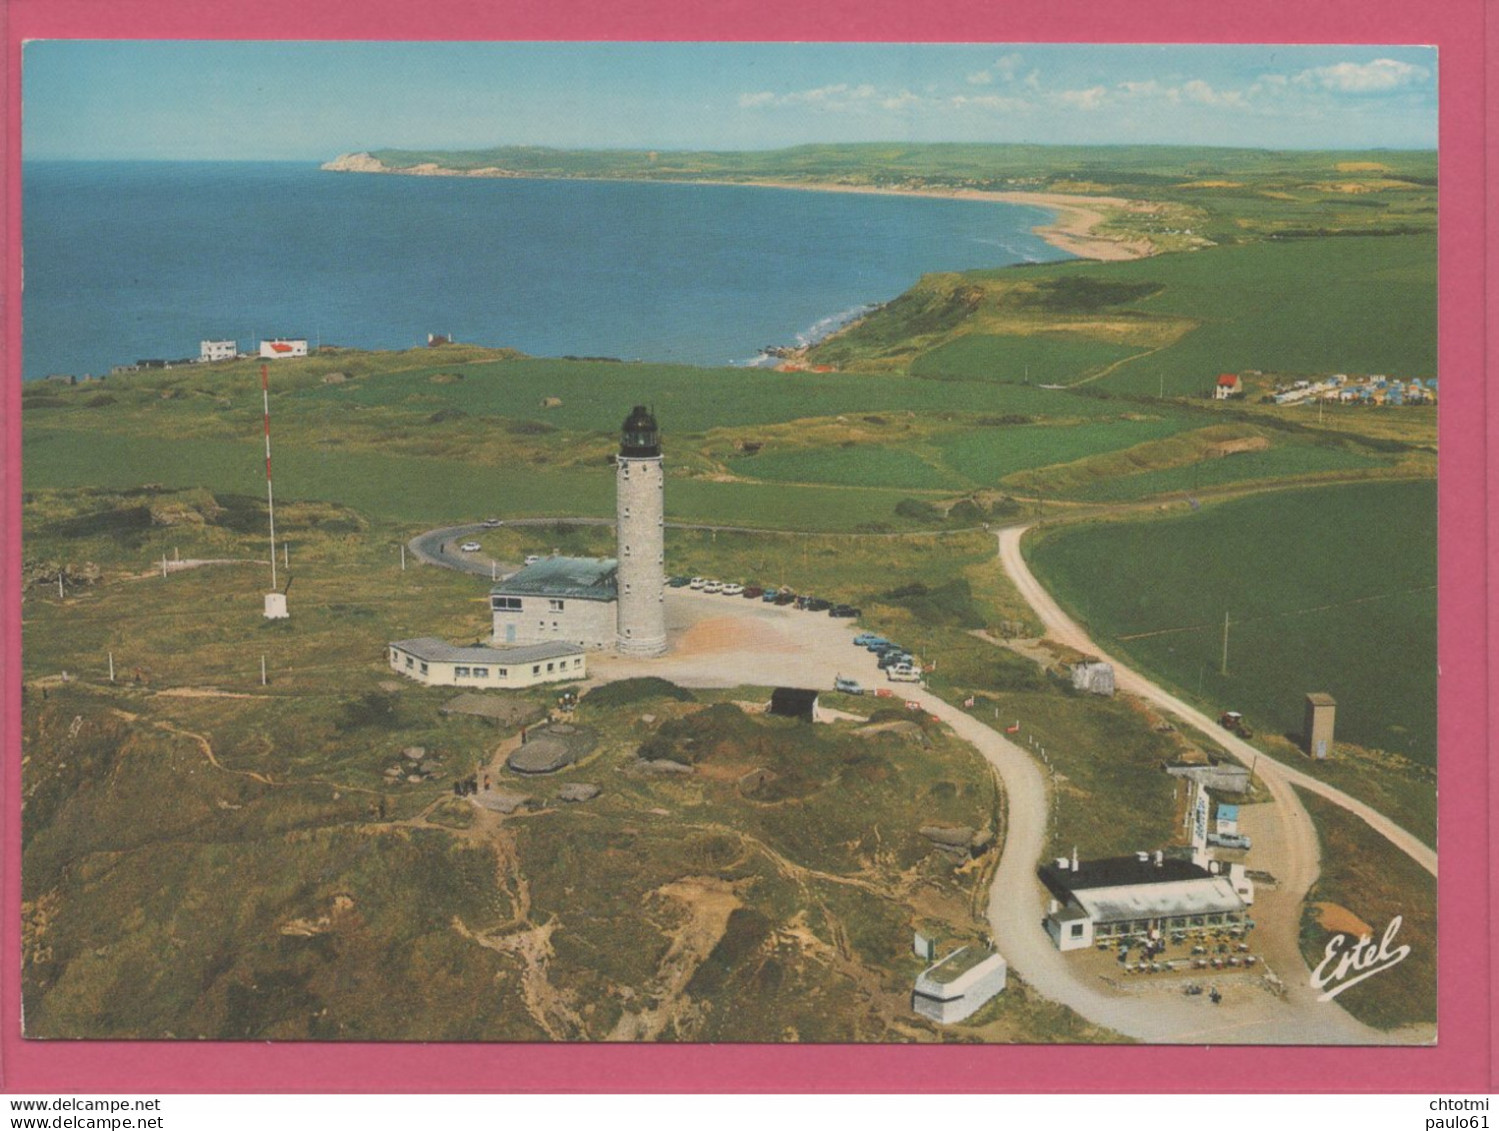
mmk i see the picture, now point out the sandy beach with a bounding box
[322,153,1157,262]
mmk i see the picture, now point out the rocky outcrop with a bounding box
[321,152,391,173]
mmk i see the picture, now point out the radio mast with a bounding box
[262,363,289,619]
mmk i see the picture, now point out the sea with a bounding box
[21,161,1069,381]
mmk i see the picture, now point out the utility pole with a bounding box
[400,544,406,571]
[1220,610,1230,677]
[261,655,268,686]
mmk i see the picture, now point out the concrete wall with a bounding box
[492,595,617,650]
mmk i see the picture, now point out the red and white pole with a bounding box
[262,363,278,592]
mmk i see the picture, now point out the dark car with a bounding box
[667,576,692,588]
[742,586,765,599]
[774,592,797,606]
[878,651,914,670]
[761,590,780,602]
[829,605,860,618]
[805,598,832,612]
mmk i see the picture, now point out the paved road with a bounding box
[997,525,1436,878]
[411,519,1424,1042]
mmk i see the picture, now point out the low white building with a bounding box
[491,556,619,650]
[1041,853,1250,951]
[259,338,309,359]
[388,638,586,689]
[200,339,237,362]
[912,946,1008,1024]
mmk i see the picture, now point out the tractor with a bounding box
[1218,711,1253,738]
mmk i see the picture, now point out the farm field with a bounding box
[1025,479,1436,765]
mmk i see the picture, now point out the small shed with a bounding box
[768,687,820,723]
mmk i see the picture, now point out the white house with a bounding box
[912,946,1008,1024]
[491,556,620,650]
[388,638,586,689]
[199,339,238,362]
[259,338,309,359]
[1041,853,1250,951]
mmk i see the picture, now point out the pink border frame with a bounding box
[1,0,1490,1094]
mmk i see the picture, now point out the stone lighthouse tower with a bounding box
[615,405,667,656]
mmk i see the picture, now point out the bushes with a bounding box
[581,677,694,710]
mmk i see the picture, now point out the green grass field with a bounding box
[1296,790,1436,1031]
[1026,480,1436,763]
[814,233,1437,397]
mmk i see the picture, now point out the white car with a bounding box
[525,554,543,565]
[460,541,482,553]
[887,663,923,682]
[702,580,724,594]
[721,583,744,596]
[688,577,706,589]
[481,518,503,528]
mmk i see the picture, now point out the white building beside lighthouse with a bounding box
[614,405,667,656]
[488,405,667,656]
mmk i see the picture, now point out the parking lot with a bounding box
[592,586,904,697]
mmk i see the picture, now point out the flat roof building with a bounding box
[912,946,1008,1024]
[389,638,586,689]
[1041,853,1250,951]
[491,557,619,650]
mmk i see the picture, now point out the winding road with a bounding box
[999,525,1436,879]
[411,517,1434,1042]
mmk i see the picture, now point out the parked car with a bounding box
[774,592,797,606]
[804,598,832,612]
[761,590,780,602]
[460,541,482,553]
[829,605,860,618]
[481,518,503,528]
[1208,832,1253,850]
[833,676,864,695]
[702,580,724,593]
[742,586,765,599]
[689,577,706,589]
[854,633,888,648]
[878,651,914,670]
[721,583,744,596]
[886,663,922,682]
[667,576,691,588]
[871,642,906,657]
[525,554,543,565]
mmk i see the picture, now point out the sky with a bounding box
[23,41,1438,160]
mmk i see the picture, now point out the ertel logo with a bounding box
[1309,916,1411,1002]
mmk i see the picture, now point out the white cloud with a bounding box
[993,52,1024,82]
[966,69,992,86]
[880,89,921,111]
[1297,58,1430,93]
[949,93,1030,112]
[1182,79,1245,107]
[1116,79,1180,103]
[736,83,880,111]
[1057,85,1107,110]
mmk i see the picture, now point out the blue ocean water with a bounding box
[22,161,1068,380]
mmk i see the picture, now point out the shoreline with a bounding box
[321,154,1157,263]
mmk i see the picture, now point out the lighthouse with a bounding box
[615,405,667,656]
